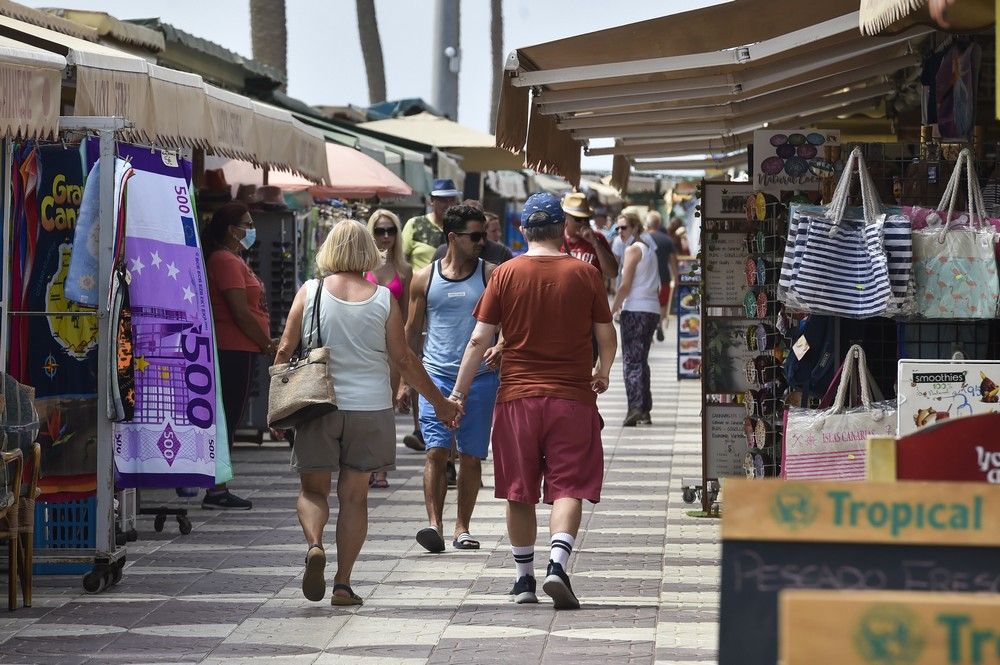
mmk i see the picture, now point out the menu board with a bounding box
[703,233,750,307]
[706,404,747,478]
[676,257,701,380]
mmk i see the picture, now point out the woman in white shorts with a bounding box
[273,220,460,606]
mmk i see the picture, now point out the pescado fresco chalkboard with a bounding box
[719,478,1000,665]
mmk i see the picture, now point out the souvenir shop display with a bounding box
[696,181,792,510]
[782,344,897,480]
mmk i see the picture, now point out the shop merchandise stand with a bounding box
[694,181,790,513]
[0,118,130,592]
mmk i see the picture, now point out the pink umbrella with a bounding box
[215,143,413,199]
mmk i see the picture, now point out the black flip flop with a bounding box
[416,526,446,553]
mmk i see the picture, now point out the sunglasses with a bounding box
[616,225,629,231]
[373,227,398,237]
[454,231,487,243]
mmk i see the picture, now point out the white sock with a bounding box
[550,532,575,567]
[511,545,534,578]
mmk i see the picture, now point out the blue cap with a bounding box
[520,192,565,227]
[430,178,460,198]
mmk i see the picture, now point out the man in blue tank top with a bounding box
[401,205,501,553]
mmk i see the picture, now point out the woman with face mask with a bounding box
[201,202,274,510]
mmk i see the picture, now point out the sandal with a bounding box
[452,532,480,550]
[302,544,326,602]
[416,526,446,553]
[369,473,389,489]
[331,583,364,606]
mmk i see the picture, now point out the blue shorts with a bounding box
[419,371,498,460]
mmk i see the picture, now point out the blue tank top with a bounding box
[422,258,489,378]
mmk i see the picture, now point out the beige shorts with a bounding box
[291,408,396,474]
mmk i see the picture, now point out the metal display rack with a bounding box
[0,117,129,592]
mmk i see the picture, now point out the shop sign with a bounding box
[898,360,1000,436]
[723,479,1000,547]
[781,590,1000,665]
[752,129,839,192]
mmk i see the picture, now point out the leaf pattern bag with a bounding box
[912,149,999,319]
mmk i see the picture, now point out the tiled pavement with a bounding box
[1,318,720,664]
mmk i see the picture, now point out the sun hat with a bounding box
[561,191,593,219]
[520,192,565,227]
[430,178,461,198]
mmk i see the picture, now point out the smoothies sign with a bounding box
[752,129,839,192]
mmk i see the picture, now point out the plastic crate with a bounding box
[33,495,96,574]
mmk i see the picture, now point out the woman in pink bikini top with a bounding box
[365,209,413,489]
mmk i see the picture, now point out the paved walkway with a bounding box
[1,319,720,664]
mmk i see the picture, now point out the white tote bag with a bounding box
[782,345,897,480]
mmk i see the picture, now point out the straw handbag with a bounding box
[267,279,337,428]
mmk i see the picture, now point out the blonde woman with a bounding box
[273,220,460,606]
[610,211,661,427]
[365,209,413,488]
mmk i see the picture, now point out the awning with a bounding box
[859,0,993,35]
[0,13,326,181]
[0,36,63,139]
[360,112,523,171]
[212,142,412,200]
[496,0,931,179]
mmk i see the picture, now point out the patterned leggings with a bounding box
[621,310,659,412]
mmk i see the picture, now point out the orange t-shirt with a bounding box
[473,254,612,406]
[207,250,270,352]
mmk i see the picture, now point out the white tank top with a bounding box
[301,278,392,411]
[622,242,661,315]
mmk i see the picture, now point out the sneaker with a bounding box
[622,410,643,427]
[638,412,652,425]
[509,575,538,604]
[403,429,425,452]
[655,326,665,342]
[202,490,252,510]
[175,487,198,498]
[542,561,580,610]
[446,460,457,488]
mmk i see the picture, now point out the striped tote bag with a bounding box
[791,214,892,317]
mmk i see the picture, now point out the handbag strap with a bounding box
[935,148,988,236]
[829,344,873,414]
[826,147,882,230]
[307,277,324,350]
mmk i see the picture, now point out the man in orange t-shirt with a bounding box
[449,192,617,610]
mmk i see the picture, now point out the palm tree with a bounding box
[355,0,387,105]
[489,0,503,131]
[250,0,288,91]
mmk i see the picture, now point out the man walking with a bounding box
[400,179,461,452]
[644,211,680,342]
[449,193,617,609]
[560,192,618,279]
[402,205,499,553]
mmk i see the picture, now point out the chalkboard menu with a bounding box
[719,478,1000,665]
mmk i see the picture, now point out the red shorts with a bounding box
[491,396,604,505]
[658,281,672,307]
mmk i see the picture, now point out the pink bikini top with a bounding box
[365,270,404,300]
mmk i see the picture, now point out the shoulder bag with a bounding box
[267,279,338,428]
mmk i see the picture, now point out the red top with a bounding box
[207,250,269,352]
[561,233,612,271]
[474,255,612,406]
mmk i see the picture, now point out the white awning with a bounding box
[495,0,931,179]
[0,13,327,181]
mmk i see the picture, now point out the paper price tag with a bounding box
[792,335,810,361]
[161,152,179,168]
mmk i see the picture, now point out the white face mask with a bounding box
[239,227,256,249]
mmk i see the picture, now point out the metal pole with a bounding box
[0,140,12,376]
[431,0,460,120]
[94,128,116,560]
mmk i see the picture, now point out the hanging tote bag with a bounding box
[789,148,894,318]
[912,149,999,319]
[782,345,897,480]
[267,279,338,428]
